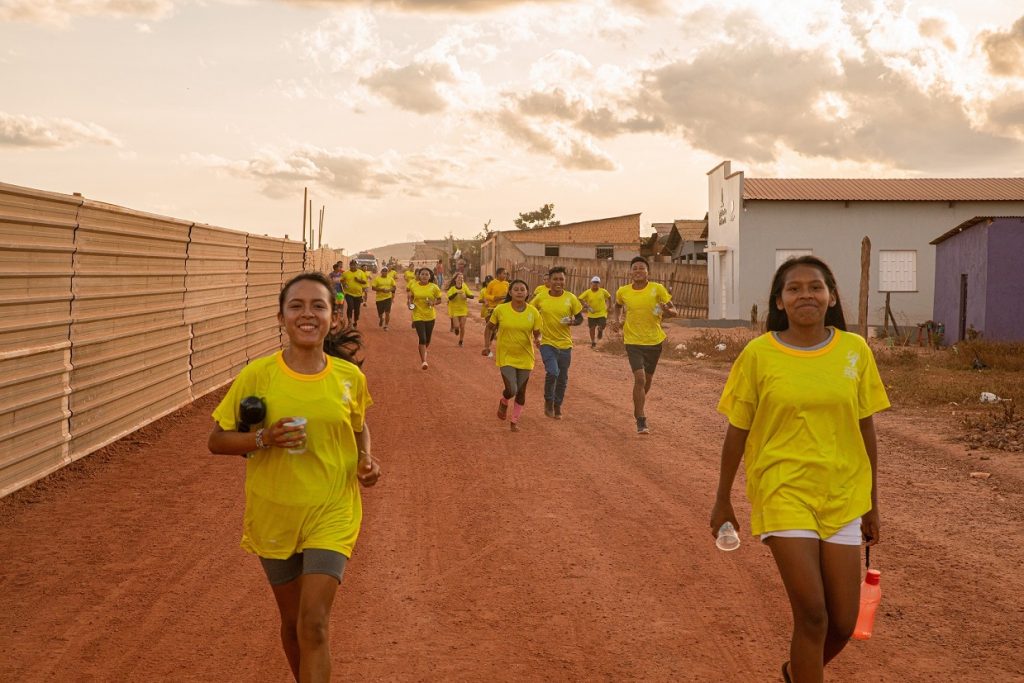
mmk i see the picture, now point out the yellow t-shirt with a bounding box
[717,330,890,538]
[531,284,549,301]
[483,278,510,308]
[371,274,397,301]
[212,351,373,559]
[489,302,541,370]
[446,284,474,317]
[409,281,442,321]
[615,282,672,346]
[578,287,611,318]
[341,270,368,297]
[404,270,416,288]
[534,291,583,350]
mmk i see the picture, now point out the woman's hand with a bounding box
[264,417,306,450]
[709,498,739,539]
[357,453,381,487]
[861,507,881,546]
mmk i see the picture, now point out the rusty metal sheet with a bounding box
[69,202,192,460]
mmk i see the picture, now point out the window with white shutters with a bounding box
[879,250,917,292]
[775,249,813,269]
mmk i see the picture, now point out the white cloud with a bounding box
[184,144,477,199]
[0,112,123,149]
[0,0,175,27]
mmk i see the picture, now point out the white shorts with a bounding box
[761,517,862,546]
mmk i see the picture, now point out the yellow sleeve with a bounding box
[570,294,583,315]
[530,306,542,331]
[615,286,625,305]
[350,369,372,432]
[656,283,672,304]
[717,345,758,430]
[856,336,891,418]
[212,363,259,431]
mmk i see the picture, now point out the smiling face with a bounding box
[775,264,835,329]
[453,272,464,288]
[548,271,565,295]
[279,279,333,349]
[417,268,431,284]
[509,281,529,302]
[630,260,649,284]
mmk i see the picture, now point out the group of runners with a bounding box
[210,254,887,683]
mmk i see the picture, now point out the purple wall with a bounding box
[934,222,989,344]
[984,219,1024,341]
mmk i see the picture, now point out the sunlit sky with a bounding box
[2,0,1022,252]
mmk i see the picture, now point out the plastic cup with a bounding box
[285,417,307,454]
[716,522,740,551]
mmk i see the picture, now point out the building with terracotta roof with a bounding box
[707,161,1024,328]
[645,218,708,263]
[480,213,641,277]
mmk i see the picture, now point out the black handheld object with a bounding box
[237,396,267,433]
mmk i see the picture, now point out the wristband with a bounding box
[255,428,270,450]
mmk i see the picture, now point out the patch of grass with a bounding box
[664,328,759,364]
[874,341,1024,410]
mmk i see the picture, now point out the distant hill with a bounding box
[364,241,419,263]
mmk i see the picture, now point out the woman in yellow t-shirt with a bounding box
[408,267,443,369]
[207,271,381,682]
[446,271,475,347]
[370,266,397,330]
[480,268,511,354]
[710,256,889,683]
[483,279,541,431]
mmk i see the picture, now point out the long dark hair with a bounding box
[416,267,435,283]
[766,256,847,332]
[279,272,363,365]
[504,279,529,303]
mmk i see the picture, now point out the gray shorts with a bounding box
[259,548,348,586]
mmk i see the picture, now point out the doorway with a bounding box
[958,274,968,342]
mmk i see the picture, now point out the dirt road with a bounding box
[2,302,1022,682]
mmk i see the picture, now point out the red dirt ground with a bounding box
[2,302,1023,682]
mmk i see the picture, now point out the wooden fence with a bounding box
[497,255,708,318]
[0,181,309,498]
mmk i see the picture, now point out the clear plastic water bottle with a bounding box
[852,569,882,640]
[716,522,740,551]
[653,304,662,317]
[560,316,572,325]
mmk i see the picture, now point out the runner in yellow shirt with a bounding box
[207,272,380,682]
[408,267,443,369]
[578,275,612,349]
[483,279,541,432]
[710,255,889,683]
[528,272,550,304]
[480,267,510,356]
[340,260,369,329]
[608,256,677,434]
[533,267,583,419]
[403,265,416,304]
[446,271,475,347]
[370,266,397,330]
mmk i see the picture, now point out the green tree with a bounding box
[514,204,559,230]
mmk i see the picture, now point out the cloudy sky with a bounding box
[2,0,1023,252]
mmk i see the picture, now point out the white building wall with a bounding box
[737,200,1024,327]
[707,162,744,319]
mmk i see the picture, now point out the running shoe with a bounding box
[383,325,388,330]
[487,351,494,358]
[553,404,562,420]
[497,400,508,420]
[421,362,428,370]
[591,342,596,349]
[636,416,650,435]
[544,400,554,418]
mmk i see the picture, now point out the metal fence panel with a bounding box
[0,183,78,496]
[246,235,282,361]
[186,224,248,398]
[69,201,193,458]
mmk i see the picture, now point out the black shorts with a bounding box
[588,316,607,329]
[376,299,393,314]
[625,343,663,375]
[259,548,348,586]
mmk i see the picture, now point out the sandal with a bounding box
[781,661,792,683]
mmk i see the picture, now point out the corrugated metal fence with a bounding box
[0,182,308,497]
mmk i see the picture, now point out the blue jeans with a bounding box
[539,345,572,405]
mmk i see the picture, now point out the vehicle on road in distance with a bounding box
[352,251,379,272]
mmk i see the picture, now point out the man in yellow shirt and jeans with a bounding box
[609,256,677,434]
[534,267,583,419]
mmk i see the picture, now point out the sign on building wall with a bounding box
[879,250,918,292]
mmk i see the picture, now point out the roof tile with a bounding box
[742,178,1024,202]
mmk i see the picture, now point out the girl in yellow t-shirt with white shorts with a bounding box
[208,271,381,681]
[710,256,889,683]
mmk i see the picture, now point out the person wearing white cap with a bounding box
[578,276,612,349]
